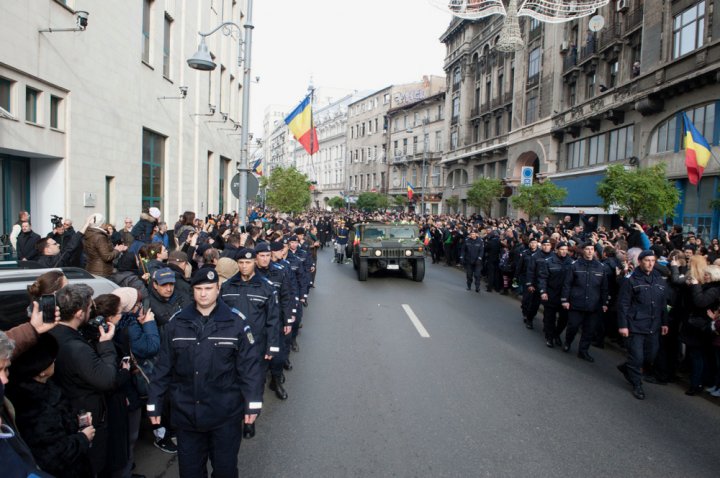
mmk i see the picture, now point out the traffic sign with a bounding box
[231,173,259,199]
[521,166,534,187]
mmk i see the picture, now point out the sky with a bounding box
[249,0,452,137]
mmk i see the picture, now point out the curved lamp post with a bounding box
[187,1,254,227]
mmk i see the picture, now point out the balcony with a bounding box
[491,96,503,109]
[624,7,643,33]
[526,73,540,88]
[503,92,513,104]
[597,23,621,52]
[528,26,542,42]
[563,49,578,73]
[578,39,597,64]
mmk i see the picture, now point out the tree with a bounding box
[445,195,460,213]
[466,178,504,217]
[356,192,389,211]
[328,196,345,210]
[392,195,408,208]
[265,166,312,213]
[511,181,568,220]
[597,163,680,222]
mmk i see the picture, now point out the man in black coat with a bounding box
[460,229,484,292]
[537,241,573,347]
[523,238,553,329]
[16,221,41,261]
[49,284,128,475]
[483,230,502,292]
[561,242,609,362]
[617,250,669,400]
[35,217,90,268]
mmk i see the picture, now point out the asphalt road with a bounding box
[135,248,720,477]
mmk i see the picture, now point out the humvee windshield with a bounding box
[362,226,416,240]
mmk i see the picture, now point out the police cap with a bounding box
[191,267,218,286]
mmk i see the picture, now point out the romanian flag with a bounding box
[423,231,431,246]
[251,157,263,176]
[284,94,319,155]
[407,182,415,200]
[683,112,712,185]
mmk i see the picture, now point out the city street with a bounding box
[135,249,720,477]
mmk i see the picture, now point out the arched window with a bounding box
[649,102,717,154]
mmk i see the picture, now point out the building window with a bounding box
[567,139,587,169]
[586,72,596,98]
[483,120,490,139]
[451,130,459,150]
[474,124,480,143]
[527,47,541,82]
[567,82,577,107]
[413,136,418,154]
[453,67,461,87]
[452,96,460,120]
[495,115,502,136]
[219,157,229,213]
[142,0,152,63]
[0,77,13,113]
[673,2,705,58]
[50,95,62,129]
[432,165,441,186]
[438,104,444,120]
[163,13,172,77]
[651,103,717,154]
[525,94,538,124]
[498,73,504,98]
[25,86,40,124]
[402,138,408,154]
[436,131,443,151]
[507,110,512,131]
[384,93,390,104]
[608,125,634,162]
[485,80,492,104]
[608,60,619,88]
[587,134,606,165]
[142,128,165,208]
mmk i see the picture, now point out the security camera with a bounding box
[179,86,188,97]
[221,112,228,121]
[209,104,216,114]
[76,11,89,29]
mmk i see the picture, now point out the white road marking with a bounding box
[402,304,430,338]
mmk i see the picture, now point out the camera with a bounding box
[51,215,63,229]
[87,315,109,333]
[76,11,89,29]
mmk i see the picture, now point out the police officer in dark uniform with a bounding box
[537,241,573,347]
[146,268,264,478]
[287,236,310,352]
[460,229,485,292]
[561,242,609,362]
[254,242,295,400]
[517,236,538,302]
[523,238,553,329]
[616,250,669,399]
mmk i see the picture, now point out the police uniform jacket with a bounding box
[526,250,553,288]
[617,268,668,334]
[287,248,311,299]
[460,237,485,265]
[515,246,537,285]
[146,299,263,431]
[561,258,609,312]
[537,253,573,305]
[257,262,298,326]
[220,273,281,356]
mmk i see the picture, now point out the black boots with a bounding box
[269,375,288,400]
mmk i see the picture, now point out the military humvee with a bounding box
[350,222,425,282]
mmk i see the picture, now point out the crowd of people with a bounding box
[2,205,720,476]
[1,207,320,477]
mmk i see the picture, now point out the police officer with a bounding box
[617,250,669,400]
[537,241,573,347]
[561,242,609,362]
[460,229,484,292]
[287,236,310,352]
[517,236,538,302]
[254,242,295,400]
[523,238,553,329]
[146,268,264,478]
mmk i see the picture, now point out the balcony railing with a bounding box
[598,23,621,51]
[563,50,578,72]
[491,96,503,108]
[528,26,542,42]
[527,73,540,87]
[578,39,597,63]
[625,7,643,32]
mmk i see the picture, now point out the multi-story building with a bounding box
[290,92,367,208]
[386,92,446,214]
[441,2,720,236]
[261,104,288,176]
[345,76,445,205]
[0,0,251,235]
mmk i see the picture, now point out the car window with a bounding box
[0,291,31,331]
[389,228,416,239]
[363,228,384,240]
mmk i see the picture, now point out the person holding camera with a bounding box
[84,213,128,278]
[35,215,93,268]
[49,284,129,476]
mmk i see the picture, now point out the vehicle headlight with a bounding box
[405,250,412,256]
[374,249,382,257]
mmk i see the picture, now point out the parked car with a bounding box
[0,265,118,331]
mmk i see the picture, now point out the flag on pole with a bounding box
[251,157,263,176]
[682,112,712,185]
[407,182,415,200]
[284,94,319,155]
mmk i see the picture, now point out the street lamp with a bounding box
[187,1,254,227]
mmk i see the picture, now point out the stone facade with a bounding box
[441,1,720,237]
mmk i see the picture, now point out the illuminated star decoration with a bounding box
[429,0,611,52]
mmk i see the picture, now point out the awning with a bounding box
[549,173,606,207]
